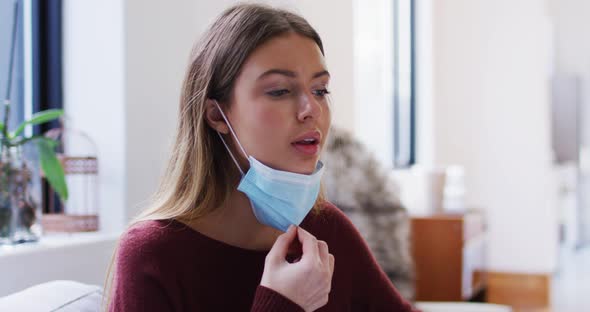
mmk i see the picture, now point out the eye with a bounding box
[312,88,331,97]
[267,89,290,97]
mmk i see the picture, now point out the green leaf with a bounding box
[10,109,64,138]
[36,138,69,202]
[0,122,4,133]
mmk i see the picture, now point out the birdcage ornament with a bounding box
[41,126,99,232]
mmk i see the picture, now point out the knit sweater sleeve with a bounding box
[326,203,421,312]
[250,285,304,312]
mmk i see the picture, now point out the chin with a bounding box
[291,160,319,175]
[269,153,320,174]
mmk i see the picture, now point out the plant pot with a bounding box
[0,144,43,244]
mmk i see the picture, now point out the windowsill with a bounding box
[0,231,121,259]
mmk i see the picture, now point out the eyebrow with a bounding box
[257,69,330,80]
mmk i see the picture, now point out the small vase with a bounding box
[0,144,43,244]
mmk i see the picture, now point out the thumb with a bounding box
[267,225,298,263]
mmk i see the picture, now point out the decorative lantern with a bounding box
[41,125,99,232]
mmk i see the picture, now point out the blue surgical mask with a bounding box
[213,100,325,232]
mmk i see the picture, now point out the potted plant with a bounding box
[0,108,68,243]
[0,1,68,244]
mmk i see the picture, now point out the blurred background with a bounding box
[0,0,588,311]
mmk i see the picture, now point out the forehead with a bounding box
[238,32,327,79]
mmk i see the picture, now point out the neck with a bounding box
[186,189,282,251]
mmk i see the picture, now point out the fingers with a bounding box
[267,225,297,263]
[328,254,335,276]
[277,227,335,278]
[319,240,335,280]
[326,253,335,297]
[297,227,319,261]
[318,240,329,264]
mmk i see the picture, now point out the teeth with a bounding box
[303,138,315,142]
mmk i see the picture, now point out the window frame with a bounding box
[393,0,416,168]
[31,0,64,213]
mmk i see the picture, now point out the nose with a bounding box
[297,92,322,122]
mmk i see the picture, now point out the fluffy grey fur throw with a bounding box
[321,126,415,300]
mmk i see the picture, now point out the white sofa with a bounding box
[0,280,103,312]
[416,301,512,312]
[0,280,512,312]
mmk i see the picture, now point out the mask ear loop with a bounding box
[213,100,247,176]
[213,101,260,220]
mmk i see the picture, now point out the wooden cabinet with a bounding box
[411,213,487,301]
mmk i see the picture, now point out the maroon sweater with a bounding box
[110,202,418,311]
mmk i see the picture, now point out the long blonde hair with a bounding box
[104,3,327,309]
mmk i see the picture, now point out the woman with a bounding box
[108,3,418,312]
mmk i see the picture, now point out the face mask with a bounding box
[213,100,325,232]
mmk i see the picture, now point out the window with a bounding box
[1,0,64,143]
[1,0,25,128]
[31,0,63,135]
[393,0,416,168]
[32,0,65,213]
[1,0,64,213]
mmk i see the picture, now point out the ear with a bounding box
[204,99,230,134]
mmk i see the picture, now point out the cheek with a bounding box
[248,105,289,144]
[324,104,332,124]
[258,107,284,128]
[320,103,331,130]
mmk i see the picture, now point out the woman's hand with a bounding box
[260,225,335,312]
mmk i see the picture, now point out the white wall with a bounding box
[429,0,558,273]
[63,0,126,233]
[352,0,395,167]
[124,0,221,221]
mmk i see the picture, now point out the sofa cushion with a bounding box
[416,301,513,312]
[0,280,102,312]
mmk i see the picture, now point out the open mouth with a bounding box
[291,134,321,156]
[293,138,319,146]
